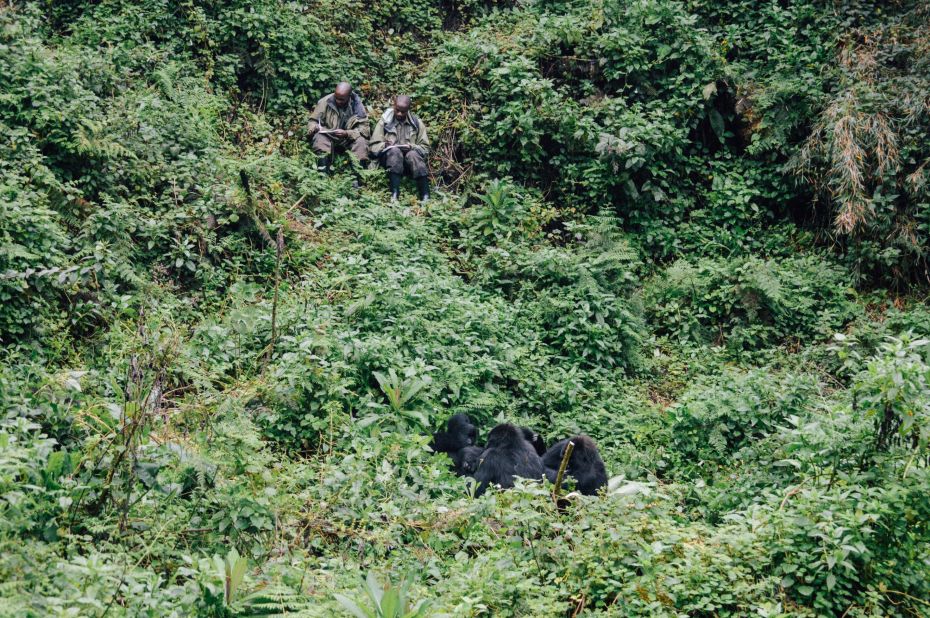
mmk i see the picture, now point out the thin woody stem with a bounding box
[552,440,575,503]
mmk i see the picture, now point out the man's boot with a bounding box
[417,176,430,203]
[389,172,402,202]
[316,155,332,175]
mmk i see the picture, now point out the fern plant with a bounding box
[235,584,315,617]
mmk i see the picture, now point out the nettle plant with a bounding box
[646,254,858,353]
[668,368,818,474]
[839,333,930,456]
[466,179,524,242]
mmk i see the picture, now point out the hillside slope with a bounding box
[1,1,929,616]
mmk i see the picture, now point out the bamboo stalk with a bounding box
[552,440,575,503]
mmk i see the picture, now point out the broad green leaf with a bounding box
[334,593,372,618]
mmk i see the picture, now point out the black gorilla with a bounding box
[520,426,547,456]
[431,413,478,453]
[450,445,483,476]
[542,435,607,496]
[473,423,544,497]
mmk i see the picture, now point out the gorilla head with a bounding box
[542,435,607,496]
[450,445,483,476]
[473,423,544,497]
[520,426,547,456]
[431,413,478,454]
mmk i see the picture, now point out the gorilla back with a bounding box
[542,435,607,496]
[473,423,544,497]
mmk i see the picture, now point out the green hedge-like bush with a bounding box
[418,0,723,233]
[646,254,860,352]
[668,368,818,473]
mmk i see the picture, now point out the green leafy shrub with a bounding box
[468,215,645,370]
[0,418,74,539]
[533,280,643,370]
[335,571,433,618]
[418,0,723,235]
[669,368,818,474]
[461,178,552,249]
[647,254,859,352]
[675,153,791,256]
[258,341,353,452]
[812,304,930,382]
[764,475,930,616]
[844,334,930,455]
[0,170,69,342]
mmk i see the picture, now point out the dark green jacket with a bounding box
[308,93,370,140]
[369,109,429,157]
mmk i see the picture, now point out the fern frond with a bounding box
[235,584,314,617]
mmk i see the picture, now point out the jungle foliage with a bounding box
[1,0,929,616]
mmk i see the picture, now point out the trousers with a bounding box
[312,132,369,162]
[381,147,428,178]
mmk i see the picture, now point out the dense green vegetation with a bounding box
[1,0,929,615]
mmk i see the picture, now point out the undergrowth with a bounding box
[2,1,929,616]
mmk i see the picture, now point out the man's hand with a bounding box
[309,124,319,136]
[332,129,348,138]
[399,143,411,151]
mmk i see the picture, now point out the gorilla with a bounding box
[473,423,544,497]
[431,413,478,453]
[450,445,483,476]
[520,426,547,456]
[542,435,607,496]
